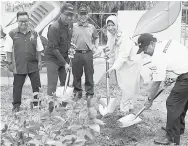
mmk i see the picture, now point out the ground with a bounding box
[1,75,188,146]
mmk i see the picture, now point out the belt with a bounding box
[75,50,91,54]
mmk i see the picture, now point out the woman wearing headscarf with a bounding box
[105,15,143,114]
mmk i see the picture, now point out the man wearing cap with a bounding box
[4,11,44,112]
[45,3,74,99]
[72,5,99,100]
[137,33,188,145]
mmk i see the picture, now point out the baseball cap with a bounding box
[60,3,74,14]
[137,33,157,54]
[78,6,88,15]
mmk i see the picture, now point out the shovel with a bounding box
[55,64,74,102]
[118,88,164,128]
[99,47,117,116]
[55,43,76,102]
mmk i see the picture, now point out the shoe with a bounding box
[154,136,172,145]
[77,92,82,99]
[33,94,41,107]
[86,95,93,107]
[161,126,184,135]
[73,92,82,102]
[12,105,20,113]
[48,101,54,113]
[86,95,93,99]
[61,101,68,107]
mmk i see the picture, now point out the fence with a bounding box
[181,6,188,47]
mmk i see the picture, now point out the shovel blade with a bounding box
[56,86,74,101]
[118,114,142,128]
[99,98,116,116]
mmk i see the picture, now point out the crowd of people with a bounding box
[4,3,188,145]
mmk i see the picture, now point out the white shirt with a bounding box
[151,40,188,81]
[4,33,44,53]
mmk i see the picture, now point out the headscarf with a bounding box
[106,15,122,59]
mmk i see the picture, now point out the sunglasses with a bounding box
[17,20,29,23]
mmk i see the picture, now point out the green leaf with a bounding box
[89,98,98,107]
[21,128,30,135]
[85,128,95,141]
[1,124,8,133]
[29,123,41,131]
[88,107,97,118]
[77,129,87,139]
[89,124,100,133]
[66,109,72,117]
[25,137,32,142]
[79,109,88,120]
[53,116,66,122]
[28,120,37,125]
[93,119,105,125]
[46,139,64,146]
[56,107,66,112]
[40,112,50,119]
[33,135,43,140]
[28,139,42,145]
[54,130,61,135]
[2,134,15,144]
[22,127,38,135]
[50,124,61,131]
[68,125,82,132]
[51,110,61,117]
[60,135,77,143]
[73,138,86,146]
[41,135,48,144]
[42,120,51,126]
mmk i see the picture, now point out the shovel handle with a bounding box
[63,59,72,94]
[134,88,164,119]
[106,60,110,105]
[134,107,146,119]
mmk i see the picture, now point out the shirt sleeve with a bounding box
[48,26,60,48]
[47,26,66,66]
[151,54,167,81]
[36,34,44,52]
[4,34,13,52]
[92,26,99,39]
[112,34,132,70]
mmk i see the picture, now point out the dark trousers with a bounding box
[166,72,188,145]
[13,71,41,106]
[46,61,67,96]
[72,51,94,96]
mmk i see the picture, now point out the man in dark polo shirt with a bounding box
[72,5,99,99]
[5,11,44,112]
[45,3,74,98]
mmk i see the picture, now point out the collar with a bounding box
[78,21,88,27]
[16,27,31,34]
[58,18,68,28]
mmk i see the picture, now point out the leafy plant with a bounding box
[1,88,106,146]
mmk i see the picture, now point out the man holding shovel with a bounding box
[45,3,74,104]
[137,33,188,145]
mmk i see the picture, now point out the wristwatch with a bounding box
[7,61,12,65]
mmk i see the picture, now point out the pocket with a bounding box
[31,39,37,47]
